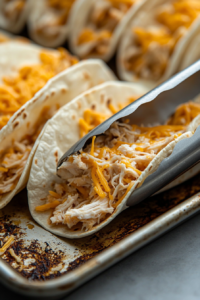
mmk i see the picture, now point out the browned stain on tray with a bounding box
[1,173,200,281]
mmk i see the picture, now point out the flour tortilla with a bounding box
[0,59,116,209]
[68,0,147,62]
[28,0,75,47]
[27,81,200,239]
[0,0,30,33]
[117,0,200,89]
[178,19,200,71]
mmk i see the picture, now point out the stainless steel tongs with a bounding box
[57,60,200,207]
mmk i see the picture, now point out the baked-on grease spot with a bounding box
[27,224,34,230]
[83,72,90,80]
[91,104,96,110]
[22,112,27,119]
[35,159,37,165]
[26,122,30,129]
[72,115,76,120]
[51,91,55,97]
[13,121,19,129]
[45,94,49,101]
[149,166,153,171]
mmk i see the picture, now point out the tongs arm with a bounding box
[127,126,200,207]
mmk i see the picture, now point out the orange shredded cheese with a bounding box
[78,96,140,138]
[0,235,14,255]
[92,167,106,198]
[90,136,96,156]
[95,163,110,193]
[0,48,78,130]
[113,182,134,208]
[71,183,89,198]
[35,200,60,212]
[49,190,61,199]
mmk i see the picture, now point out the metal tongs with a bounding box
[57,60,200,207]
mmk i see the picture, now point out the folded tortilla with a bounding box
[27,81,200,239]
[0,58,116,209]
[28,0,77,47]
[117,0,200,89]
[68,0,147,61]
[0,0,30,33]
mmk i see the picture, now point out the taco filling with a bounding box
[34,0,76,40]
[124,0,200,81]
[35,101,200,232]
[3,0,26,23]
[0,47,78,130]
[0,105,60,197]
[77,0,140,56]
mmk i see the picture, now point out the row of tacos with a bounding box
[0,0,200,88]
[0,37,119,213]
[0,25,200,241]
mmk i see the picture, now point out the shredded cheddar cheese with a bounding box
[77,0,140,56]
[0,235,14,255]
[124,0,200,80]
[35,200,60,212]
[90,136,96,156]
[0,48,78,130]
[79,96,139,137]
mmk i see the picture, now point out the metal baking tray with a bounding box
[1,61,200,299]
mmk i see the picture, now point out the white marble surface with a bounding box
[1,212,200,300]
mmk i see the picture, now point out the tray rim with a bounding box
[1,191,200,298]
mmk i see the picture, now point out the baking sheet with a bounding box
[0,36,200,299]
[1,172,200,298]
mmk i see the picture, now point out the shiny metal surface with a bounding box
[1,179,200,298]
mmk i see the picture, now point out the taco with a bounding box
[0,0,29,33]
[178,19,200,71]
[0,58,116,210]
[26,81,200,239]
[0,40,79,129]
[68,0,147,61]
[117,0,200,89]
[28,0,77,47]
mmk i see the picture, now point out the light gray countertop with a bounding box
[1,212,200,300]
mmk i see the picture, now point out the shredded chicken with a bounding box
[124,0,200,80]
[3,0,26,22]
[34,0,76,40]
[0,104,59,196]
[77,0,140,56]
